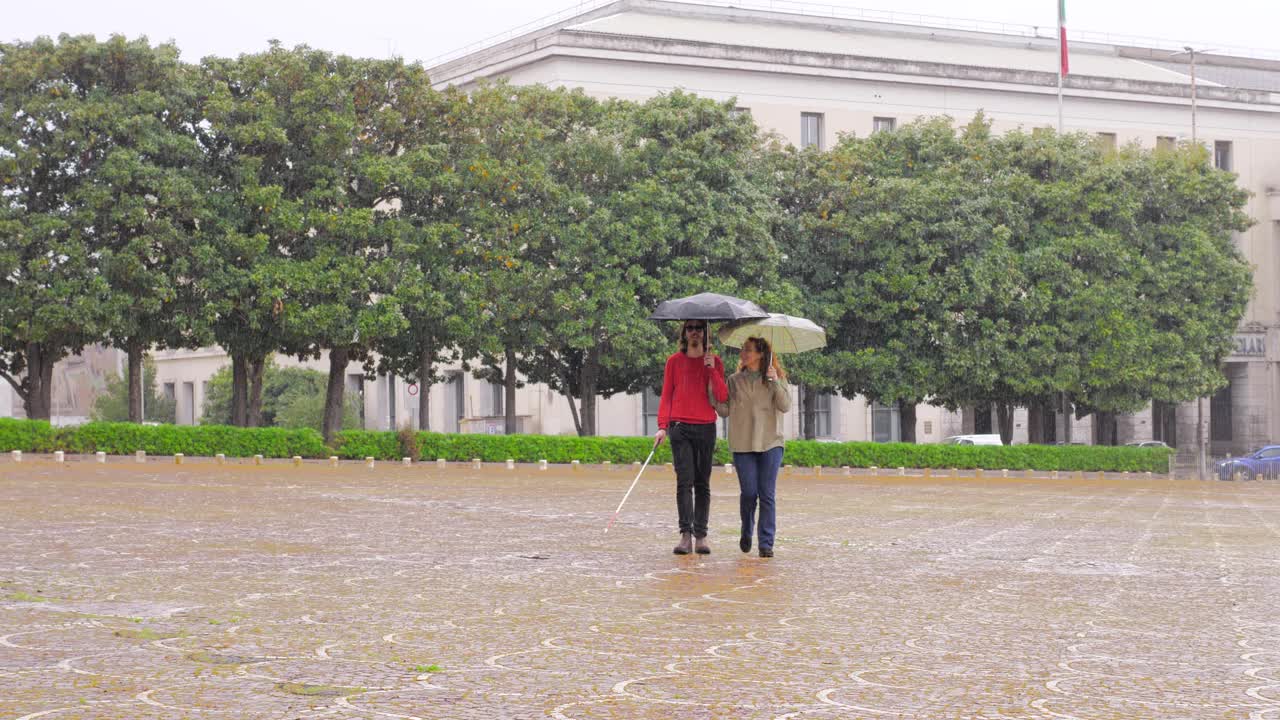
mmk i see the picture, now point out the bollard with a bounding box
[253,454,263,466]
[842,466,851,476]
[330,456,339,467]
[506,458,515,470]
[540,459,549,471]
[974,468,983,479]
[814,465,822,476]
[174,453,184,465]
[216,453,226,465]
[293,456,303,467]
[1075,470,1085,481]
[95,451,106,464]
[948,468,958,478]
[366,456,376,468]
[897,467,906,477]
[1122,471,1130,480]
[603,461,612,470]
[472,458,481,470]
[136,450,146,464]
[1145,471,1153,480]
[666,462,673,469]
[1051,470,1059,480]
[1025,469,1034,479]
[1001,469,1009,478]
[10,450,20,463]
[725,463,734,475]
[437,458,447,468]
[571,460,580,472]
[54,451,64,463]
[869,466,878,474]
[402,457,412,467]
[784,464,794,475]
[923,467,932,479]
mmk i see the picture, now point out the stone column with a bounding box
[1230,362,1270,454]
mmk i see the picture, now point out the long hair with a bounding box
[678,320,707,354]
[737,336,787,383]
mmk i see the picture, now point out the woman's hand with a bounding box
[766,365,778,382]
[654,429,667,446]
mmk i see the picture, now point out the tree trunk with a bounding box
[126,341,144,423]
[562,390,583,436]
[996,402,1015,445]
[322,348,349,443]
[578,346,600,437]
[898,401,917,443]
[247,354,266,427]
[1027,402,1045,445]
[504,348,517,434]
[800,384,816,440]
[231,354,249,427]
[20,342,56,421]
[1061,393,1073,445]
[418,349,432,431]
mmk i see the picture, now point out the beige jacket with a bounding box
[711,370,792,453]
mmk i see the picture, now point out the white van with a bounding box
[943,434,1004,446]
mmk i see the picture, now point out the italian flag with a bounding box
[1058,0,1070,75]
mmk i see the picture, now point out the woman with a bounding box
[712,337,790,558]
[655,319,728,555]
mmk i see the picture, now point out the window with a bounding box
[1096,132,1117,151]
[872,116,896,133]
[872,401,899,443]
[162,382,176,402]
[641,387,660,436]
[1214,140,1233,171]
[730,107,751,118]
[1156,136,1176,151]
[800,112,824,150]
[489,381,504,417]
[812,392,832,437]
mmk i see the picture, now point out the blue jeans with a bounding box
[734,446,783,550]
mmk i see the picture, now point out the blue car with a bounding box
[1215,445,1280,481]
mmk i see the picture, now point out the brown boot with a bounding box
[673,533,693,555]
[695,536,711,555]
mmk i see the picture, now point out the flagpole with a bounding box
[1056,0,1066,133]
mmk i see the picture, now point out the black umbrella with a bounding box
[648,292,770,322]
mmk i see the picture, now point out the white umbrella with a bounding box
[717,313,826,354]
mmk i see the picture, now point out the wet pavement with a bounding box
[1,459,1278,719]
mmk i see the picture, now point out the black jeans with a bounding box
[669,421,716,538]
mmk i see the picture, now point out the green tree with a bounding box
[201,359,360,430]
[91,355,176,423]
[514,91,787,435]
[0,36,133,419]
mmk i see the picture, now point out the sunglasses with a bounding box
[683,324,706,332]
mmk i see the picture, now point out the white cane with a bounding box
[604,439,661,533]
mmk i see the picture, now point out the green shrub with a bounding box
[0,418,60,453]
[0,419,1172,473]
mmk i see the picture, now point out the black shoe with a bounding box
[739,534,751,553]
[695,536,711,554]
[673,533,692,555]
[759,547,773,558]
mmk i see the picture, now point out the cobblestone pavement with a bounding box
[2,460,1279,719]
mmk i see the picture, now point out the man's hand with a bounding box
[704,352,717,369]
[654,429,666,446]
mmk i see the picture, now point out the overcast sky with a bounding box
[6,0,1277,67]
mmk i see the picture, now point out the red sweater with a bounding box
[658,351,729,429]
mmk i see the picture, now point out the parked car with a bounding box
[1125,440,1171,449]
[1214,446,1280,481]
[943,434,1003,446]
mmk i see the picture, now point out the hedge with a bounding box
[0,419,1172,473]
